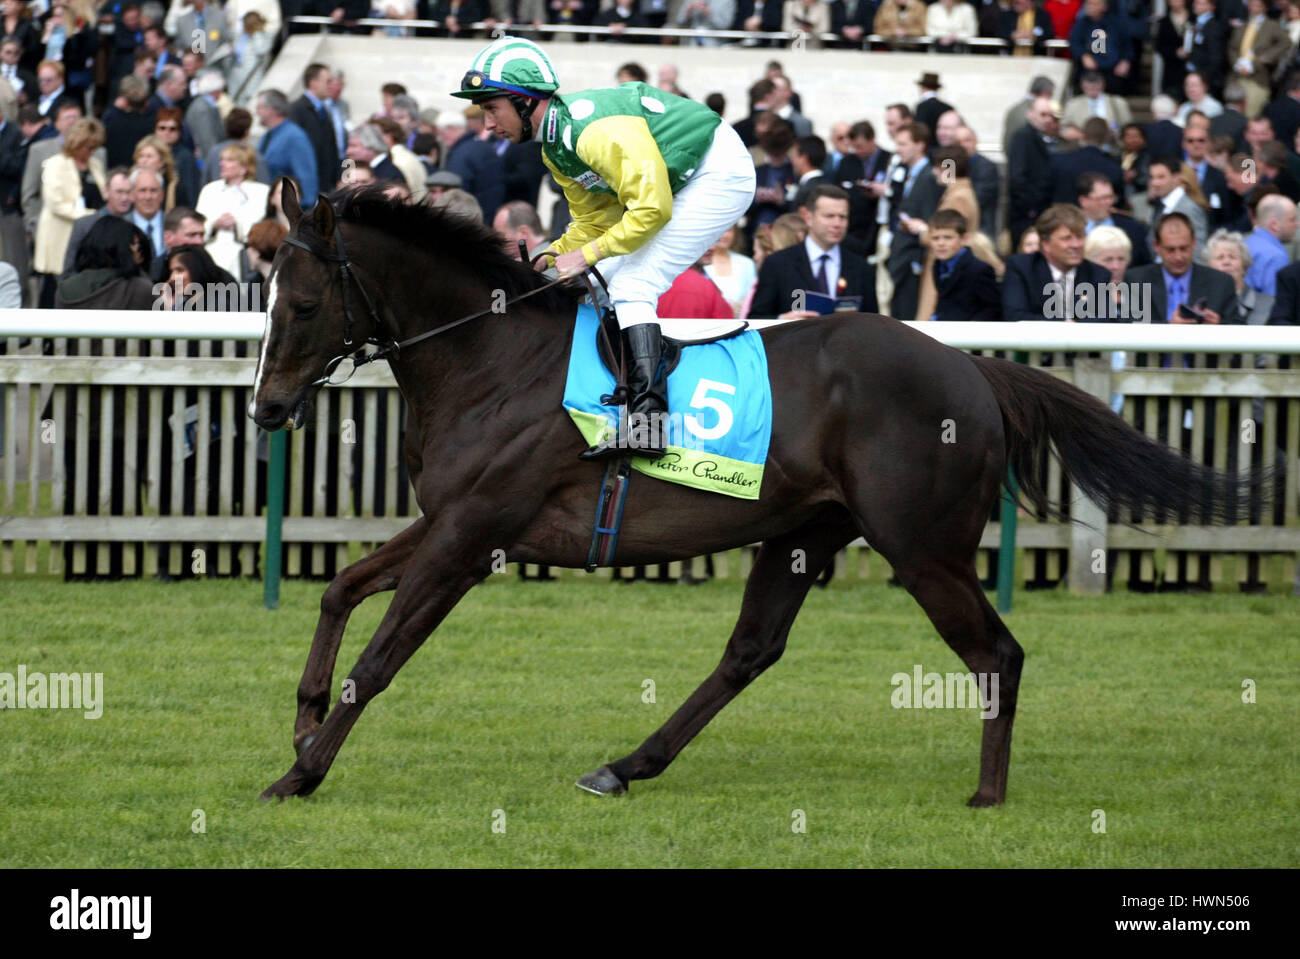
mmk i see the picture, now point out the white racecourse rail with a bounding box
[3,311,1300,590]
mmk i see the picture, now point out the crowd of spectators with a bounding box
[4,0,1300,331]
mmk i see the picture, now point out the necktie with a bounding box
[1240,18,1260,61]
[1151,197,1165,228]
[814,254,830,295]
[1060,272,1074,321]
[1166,277,1183,324]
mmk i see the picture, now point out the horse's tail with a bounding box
[971,355,1269,522]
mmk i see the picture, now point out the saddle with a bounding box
[593,308,749,384]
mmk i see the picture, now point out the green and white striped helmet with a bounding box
[452,36,560,102]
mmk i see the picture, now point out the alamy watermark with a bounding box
[890,664,999,719]
[151,280,263,312]
[1042,280,1151,321]
[0,665,103,718]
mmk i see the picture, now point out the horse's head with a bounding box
[249,178,373,431]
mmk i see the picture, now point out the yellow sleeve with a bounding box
[550,115,674,264]
[543,152,624,263]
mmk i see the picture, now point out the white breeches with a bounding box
[597,121,757,330]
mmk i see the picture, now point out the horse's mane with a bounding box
[307,185,584,317]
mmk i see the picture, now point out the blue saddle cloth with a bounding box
[562,304,772,499]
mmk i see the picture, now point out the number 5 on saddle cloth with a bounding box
[565,302,774,567]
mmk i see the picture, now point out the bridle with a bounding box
[280,220,588,388]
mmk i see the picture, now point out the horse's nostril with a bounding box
[254,403,285,429]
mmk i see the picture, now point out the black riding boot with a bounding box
[580,322,668,461]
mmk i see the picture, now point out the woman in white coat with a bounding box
[33,116,105,291]
[195,142,268,280]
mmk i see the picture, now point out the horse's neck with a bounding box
[386,297,577,431]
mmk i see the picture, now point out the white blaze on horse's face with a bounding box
[248,268,279,419]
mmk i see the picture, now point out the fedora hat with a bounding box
[917,72,942,90]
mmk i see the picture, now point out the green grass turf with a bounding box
[1,575,1296,867]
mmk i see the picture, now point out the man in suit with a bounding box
[1077,170,1154,267]
[289,63,341,202]
[789,134,829,212]
[175,0,232,74]
[1144,95,1185,159]
[102,76,156,170]
[346,123,405,188]
[1052,117,1124,204]
[731,78,775,148]
[997,0,1056,57]
[1189,0,1229,97]
[1062,72,1134,139]
[20,99,84,238]
[1003,76,1055,156]
[62,168,134,276]
[1146,155,1209,257]
[1267,260,1300,323]
[832,0,877,47]
[1181,119,1231,226]
[1256,139,1300,201]
[1008,96,1059,248]
[1003,204,1117,322]
[0,37,36,106]
[184,70,227,163]
[1228,0,1290,116]
[832,119,890,257]
[444,107,506,225]
[913,72,953,136]
[146,64,190,117]
[749,184,877,318]
[141,26,177,85]
[1211,83,1249,151]
[886,121,942,322]
[1125,212,1236,339]
[127,167,167,260]
[767,75,812,138]
[1264,75,1300,151]
[748,117,796,239]
[952,125,999,240]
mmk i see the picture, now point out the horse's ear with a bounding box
[312,196,336,243]
[279,176,302,226]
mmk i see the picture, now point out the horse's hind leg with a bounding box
[893,555,1024,806]
[577,523,853,796]
[293,517,429,753]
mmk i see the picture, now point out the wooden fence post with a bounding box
[1068,356,1112,595]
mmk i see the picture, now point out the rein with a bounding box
[283,222,592,386]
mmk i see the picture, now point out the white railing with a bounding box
[286,16,1071,51]
[3,313,1300,591]
[5,313,1300,353]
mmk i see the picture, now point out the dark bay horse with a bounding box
[250,182,1256,806]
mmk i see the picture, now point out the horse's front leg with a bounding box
[262,511,503,801]
[293,517,430,753]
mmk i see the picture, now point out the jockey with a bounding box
[452,36,757,460]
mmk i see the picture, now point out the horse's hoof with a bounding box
[967,790,1003,808]
[575,765,627,797]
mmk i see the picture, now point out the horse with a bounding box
[250,181,1259,806]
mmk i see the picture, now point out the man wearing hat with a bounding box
[426,168,464,203]
[453,35,757,461]
[1007,97,1061,249]
[913,73,953,137]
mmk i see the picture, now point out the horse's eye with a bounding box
[296,302,319,315]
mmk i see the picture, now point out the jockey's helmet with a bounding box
[453,36,560,103]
